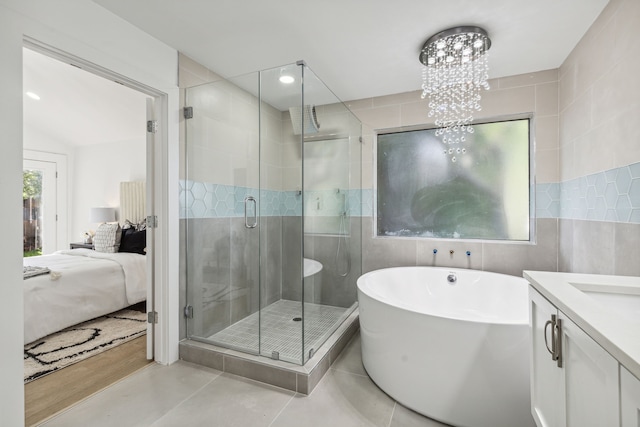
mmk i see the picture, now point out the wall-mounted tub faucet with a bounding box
[466,251,471,256]
[433,249,438,254]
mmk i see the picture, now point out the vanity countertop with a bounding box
[524,270,640,380]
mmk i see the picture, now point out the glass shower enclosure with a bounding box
[183,61,362,365]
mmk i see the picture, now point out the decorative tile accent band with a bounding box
[536,162,640,223]
[179,180,370,219]
[181,162,639,223]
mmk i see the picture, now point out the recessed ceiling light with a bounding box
[26,91,40,100]
[279,75,295,84]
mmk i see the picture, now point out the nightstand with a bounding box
[70,242,94,250]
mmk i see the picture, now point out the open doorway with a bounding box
[22,45,155,425]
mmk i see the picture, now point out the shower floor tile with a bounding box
[207,300,348,364]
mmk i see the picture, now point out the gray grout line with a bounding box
[267,393,297,427]
[387,402,398,427]
[147,366,222,427]
[329,365,369,378]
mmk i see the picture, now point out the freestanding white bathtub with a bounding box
[357,267,535,427]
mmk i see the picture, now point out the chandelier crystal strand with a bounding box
[420,27,491,161]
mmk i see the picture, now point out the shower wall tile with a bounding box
[186,218,232,338]
[281,216,302,302]
[305,218,362,308]
[263,216,284,306]
[179,219,187,340]
[230,218,259,323]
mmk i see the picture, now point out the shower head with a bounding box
[289,105,320,135]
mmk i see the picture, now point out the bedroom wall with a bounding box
[71,138,146,243]
[0,1,179,424]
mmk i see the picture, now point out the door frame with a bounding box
[23,37,177,364]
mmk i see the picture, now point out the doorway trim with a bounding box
[23,37,177,365]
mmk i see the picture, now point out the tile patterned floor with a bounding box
[39,333,450,427]
[208,300,349,364]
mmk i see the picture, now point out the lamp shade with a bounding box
[90,207,116,223]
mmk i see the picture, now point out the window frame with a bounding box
[373,114,536,243]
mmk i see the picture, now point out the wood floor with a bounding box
[24,335,152,426]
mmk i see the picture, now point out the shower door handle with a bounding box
[244,196,257,229]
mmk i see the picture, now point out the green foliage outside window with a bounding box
[376,119,531,241]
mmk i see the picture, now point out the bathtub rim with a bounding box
[357,266,529,326]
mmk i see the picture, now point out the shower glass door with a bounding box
[257,63,305,362]
[184,61,361,365]
[297,66,362,364]
[184,71,262,355]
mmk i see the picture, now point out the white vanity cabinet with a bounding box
[530,288,563,427]
[529,288,620,427]
[621,367,640,427]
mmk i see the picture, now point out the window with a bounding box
[376,118,531,241]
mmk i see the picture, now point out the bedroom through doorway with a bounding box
[22,43,156,425]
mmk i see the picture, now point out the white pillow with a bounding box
[93,223,122,253]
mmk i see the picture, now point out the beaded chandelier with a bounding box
[419,26,491,162]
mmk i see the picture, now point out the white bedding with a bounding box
[23,249,146,345]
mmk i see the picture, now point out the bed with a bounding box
[23,181,147,345]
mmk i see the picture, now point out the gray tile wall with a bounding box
[558,0,640,276]
[183,218,260,339]
[361,217,558,277]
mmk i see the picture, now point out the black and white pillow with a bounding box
[122,218,146,231]
[93,223,122,253]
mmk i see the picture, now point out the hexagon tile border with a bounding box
[180,162,640,224]
[537,162,640,223]
[179,181,373,219]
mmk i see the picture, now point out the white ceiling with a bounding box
[22,0,609,145]
[96,0,609,102]
[23,47,148,147]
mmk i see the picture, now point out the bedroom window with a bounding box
[376,117,531,241]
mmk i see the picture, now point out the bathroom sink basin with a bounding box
[570,282,640,322]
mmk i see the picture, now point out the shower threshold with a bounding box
[179,305,359,395]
